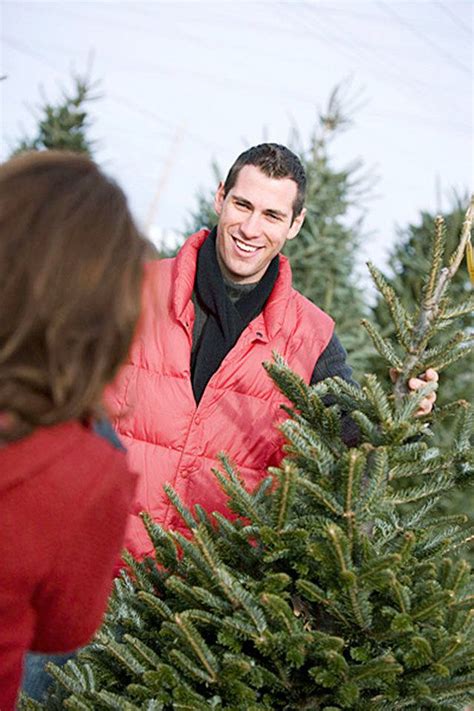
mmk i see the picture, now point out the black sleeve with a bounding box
[311,333,361,448]
[310,333,357,386]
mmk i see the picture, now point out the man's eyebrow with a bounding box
[232,195,288,218]
[232,194,253,206]
[265,208,288,218]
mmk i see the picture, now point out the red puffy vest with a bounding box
[109,230,334,559]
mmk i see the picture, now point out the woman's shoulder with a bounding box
[0,421,134,499]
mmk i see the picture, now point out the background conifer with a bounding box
[10,73,97,157]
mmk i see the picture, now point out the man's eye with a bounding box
[266,213,281,222]
[235,201,249,210]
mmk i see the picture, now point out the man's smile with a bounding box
[232,235,262,254]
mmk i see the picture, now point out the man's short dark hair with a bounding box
[223,143,306,221]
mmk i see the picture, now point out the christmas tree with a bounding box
[370,196,474,544]
[22,200,474,709]
[283,85,374,380]
[10,73,97,157]
[370,194,473,414]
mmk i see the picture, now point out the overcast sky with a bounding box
[1,0,473,270]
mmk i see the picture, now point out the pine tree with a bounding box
[23,202,474,709]
[370,194,473,410]
[369,196,474,539]
[184,160,221,235]
[10,73,97,157]
[283,86,374,380]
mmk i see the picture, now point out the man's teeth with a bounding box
[235,238,258,253]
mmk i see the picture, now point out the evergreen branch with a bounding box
[394,196,474,400]
[121,551,156,594]
[438,294,474,320]
[358,448,389,513]
[163,485,198,531]
[361,319,404,369]
[349,656,403,682]
[63,697,97,711]
[217,569,268,635]
[362,374,394,425]
[260,593,300,635]
[423,215,445,305]
[418,330,466,366]
[298,477,344,516]
[411,591,454,621]
[295,579,350,626]
[387,475,454,505]
[122,634,162,672]
[137,590,173,621]
[325,524,371,628]
[271,462,297,532]
[429,674,474,700]
[140,511,179,570]
[169,649,216,686]
[344,450,362,544]
[366,263,414,351]
[351,410,384,444]
[213,457,267,526]
[173,613,219,682]
[426,341,474,372]
[264,355,311,414]
[95,690,142,709]
[93,632,146,677]
[167,577,232,614]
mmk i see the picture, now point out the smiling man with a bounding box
[109,143,437,561]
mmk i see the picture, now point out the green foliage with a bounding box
[370,194,473,409]
[10,73,97,157]
[184,161,221,236]
[369,196,474,548]
[283,85,375,379]
[26,203,474,710]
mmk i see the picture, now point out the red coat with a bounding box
[0,421,137,710]
[109,230,334,560]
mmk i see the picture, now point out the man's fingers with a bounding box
[414,391,437,417]
[389,368,399,384]
[424,368,439,382]
[408,377,425,391]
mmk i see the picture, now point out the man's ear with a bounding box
[214,181,226,215]
[287,207,306,241]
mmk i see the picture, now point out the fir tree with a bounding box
[370,194,473,411]
[370,196,474,540]
[23,202,474,709]
[10,73,97,157]
[283,85,374,380]
[184,160,221,236]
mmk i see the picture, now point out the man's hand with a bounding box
[390,367,439,417]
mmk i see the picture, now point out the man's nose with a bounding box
[240,212,263,238]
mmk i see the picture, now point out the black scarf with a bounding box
[191,229,279,404]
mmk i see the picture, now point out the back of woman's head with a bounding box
[0,150,146,442]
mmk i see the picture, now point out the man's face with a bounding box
[214,165,305,284]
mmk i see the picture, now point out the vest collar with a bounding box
[171,229,293,339]
[172,229,209,323]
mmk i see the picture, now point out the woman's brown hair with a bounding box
[0,150,146,442]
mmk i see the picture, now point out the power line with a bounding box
[279,3,470,133]
[435,1,473,38]
[376,1,472,76]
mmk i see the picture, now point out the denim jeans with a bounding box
[21,650,76,702]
